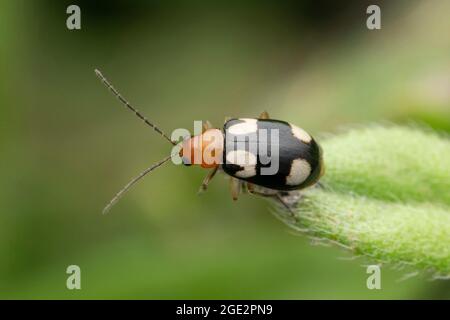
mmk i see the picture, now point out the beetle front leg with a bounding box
[198,166,219,194]
[258,111,270,119]
[202,120,213,133]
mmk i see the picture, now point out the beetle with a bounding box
[95,69,324,214]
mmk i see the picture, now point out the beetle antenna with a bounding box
[95,69,176,145]
[102,153,176,214]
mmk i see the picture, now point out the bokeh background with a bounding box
[0,0,449,299]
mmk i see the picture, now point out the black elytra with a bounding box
[222,118,323,191]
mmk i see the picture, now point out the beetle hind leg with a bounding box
[246,185,299,222]
[246,182,255,194]
[275,193,298,221]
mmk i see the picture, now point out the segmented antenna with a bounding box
[102,154,174,214]
[95,69,175,145]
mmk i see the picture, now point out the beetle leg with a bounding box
[258,111,270,119]
[275,193,298,222]
[202,120,213,133]
[246,182,255,194]
[247,187,298,222]
[230,177,241,201]
[198,166,219,194]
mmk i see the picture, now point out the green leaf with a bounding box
[283,126,450,277]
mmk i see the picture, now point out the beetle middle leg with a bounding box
[230,177,241,201]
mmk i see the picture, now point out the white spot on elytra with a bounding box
[286,158,311,186]
[291,125,312,143]
[226,150,257,178]
[235,167,257,178]
[228,119,258,135]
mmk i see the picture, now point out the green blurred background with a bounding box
[0,0,449,299]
